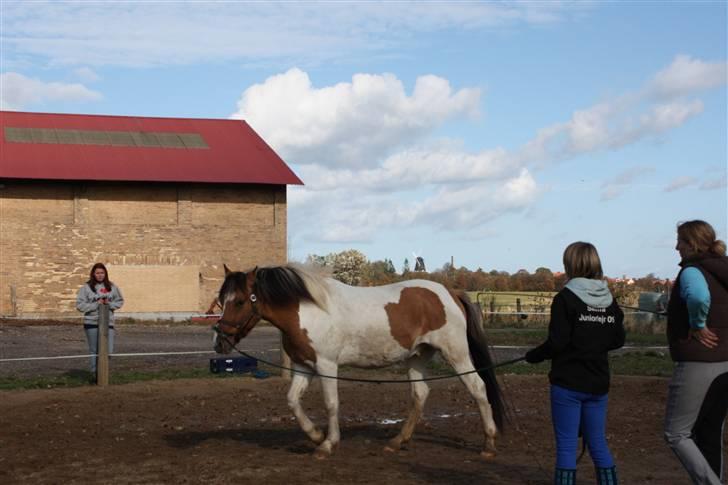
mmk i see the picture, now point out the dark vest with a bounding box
[667,255,728,362]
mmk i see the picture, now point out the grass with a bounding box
[467,291,556,308]
[485,328,667,347]
[488,351,673,378]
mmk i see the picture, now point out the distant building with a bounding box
[0,111,302,317]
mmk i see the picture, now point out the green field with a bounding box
[468,291,556,308]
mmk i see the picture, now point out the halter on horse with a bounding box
[213,264,506,460]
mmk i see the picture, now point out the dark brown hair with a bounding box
[563,242,604,279]
[677,220,727,257]
[87,263,113,291]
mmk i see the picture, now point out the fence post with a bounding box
[97,303,110,386]
[489,298,495,324]
[10,284,17,316]
[280,331,291,381]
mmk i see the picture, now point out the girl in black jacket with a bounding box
[526,242,625,485]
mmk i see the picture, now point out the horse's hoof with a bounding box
[384,439,402,452]
[310,429,325,444]
[313,449,330,460]
[480,450,497,461]
[313,441,333,460]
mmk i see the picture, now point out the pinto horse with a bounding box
[213,264,506,459]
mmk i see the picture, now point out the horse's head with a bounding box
[212,264,262,354]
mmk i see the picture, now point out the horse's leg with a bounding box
[384,355,430,452]
[444,353,498,460]
[287,365,324,445]
[313,359,340,459]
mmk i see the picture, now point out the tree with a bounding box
[332,250,368,285]
[402,258,410,275]
[533,267,555,292]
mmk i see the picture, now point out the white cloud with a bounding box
[664,176,698,192]
[295,144,515,192]
[0,72,102,110]
[290,168,537,243]
[515,55,724,167]
[1,2,585,68]
[73,67,100,83]
[700,174,727,190]
[252,56,720,245]
[649,55,728,99]
[232,69,480,168]
[600,166,656,201]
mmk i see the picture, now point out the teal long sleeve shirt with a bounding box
[679,267,711,329]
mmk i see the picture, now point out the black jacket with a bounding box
[526,288,625,395]
[667,254,728,362]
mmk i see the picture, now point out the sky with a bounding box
[1,1,726,279]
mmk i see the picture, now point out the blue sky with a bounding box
[1,1,726,278]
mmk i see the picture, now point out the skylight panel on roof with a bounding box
[178,133,208,149]
[3,127,209,149]
[156,133,185,148]
[4,127,33,143]
[56,130,83,144]
[108,131,137,146]
[32,128,59,144]
[81,130,111,145]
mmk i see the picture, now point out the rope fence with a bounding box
[0,313,222,320]
[0,345,667,364]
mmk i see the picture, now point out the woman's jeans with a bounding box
[551,384,615,469]
[665,361,728,485]
[84,327,115,373]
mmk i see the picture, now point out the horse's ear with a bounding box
[223,264,231,276]
[246,266,258,289]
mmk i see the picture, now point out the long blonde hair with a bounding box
[563,242,604,279]
[677,220,727,257]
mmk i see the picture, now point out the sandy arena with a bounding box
[0,372,704,484]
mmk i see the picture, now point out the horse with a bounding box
[212,264,506,460]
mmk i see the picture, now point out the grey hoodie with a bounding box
[564,277,613,308]
[76,283,124,327]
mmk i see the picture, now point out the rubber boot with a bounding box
[554,468,576,485]
[595,466,618,485]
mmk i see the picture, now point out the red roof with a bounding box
[0,111,303,185]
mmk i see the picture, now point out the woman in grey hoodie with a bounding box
[76,263,124,373]
[526,242,625,485]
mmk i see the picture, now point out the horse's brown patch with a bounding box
[385,287,447,350]
[266,303,317,365]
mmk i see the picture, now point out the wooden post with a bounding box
[10,284,17,316]
[280,331,292,381]
[517,297,526,320]
[97,303,110,386]
[489,298,495,324]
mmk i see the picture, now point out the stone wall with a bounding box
[0,180,287,316]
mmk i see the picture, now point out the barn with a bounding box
[0,111,302,317]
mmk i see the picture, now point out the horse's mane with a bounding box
[222,264,329,312]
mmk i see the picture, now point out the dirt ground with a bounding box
[0,373,704,485]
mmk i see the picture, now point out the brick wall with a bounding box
[0,180,288,316]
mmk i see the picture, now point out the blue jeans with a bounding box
[84,327,115,374]
[551,384,615,469]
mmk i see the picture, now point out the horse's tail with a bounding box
[456,292,507,431]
